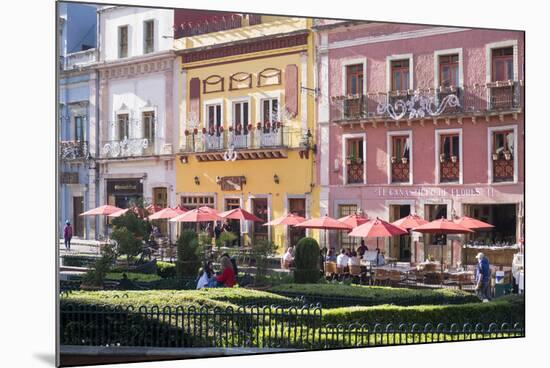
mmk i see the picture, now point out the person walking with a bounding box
[475,252,491,301]
[63,220,73,251]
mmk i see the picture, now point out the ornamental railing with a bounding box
[60,140,89,161]
[101,138,153,158]
[59,303,524,349]
[331,82,523,122]
[182,125,305,153]
[391,157,410,183]
[63,49,97,70]
[492,153,514,182]
[174,15,243,38]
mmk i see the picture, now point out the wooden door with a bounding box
[251,198,268,244]
[288,198,306,247]
[153,187,168,234]
[73,196,84,237]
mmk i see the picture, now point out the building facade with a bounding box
[58,2,98,239]
[95,6,179,237]
[314,22,524,265]
[175,15,320,251]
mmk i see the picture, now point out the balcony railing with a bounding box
[182,125,305,153]
[390,157,410,183]
[346,160,364,184]
[175,15,243,38]
[101,138,155,158]
[439,155,460,183]
[60,140,89,161]
[492,152,514,182]
[331,82,523,122]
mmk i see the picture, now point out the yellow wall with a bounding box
[175,19,320,252]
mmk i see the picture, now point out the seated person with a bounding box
[325,247,337,262]
[348,250,361,267]
[282,246,294,269]
[336,248,350,271]
[376,249,386,266]
[216,256,237,287]
[196,261,215,289]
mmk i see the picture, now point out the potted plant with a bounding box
[248,123,253,131]
[439,153,446,163]
[401,157,408,164]
[504,150,512,161]
[346,154,355,165]
[451,155,458,163]
[184,129,190,136]
[193,128,198,135]
[492,152,499,161]
[391,156,397,164]
[356,157,363,164]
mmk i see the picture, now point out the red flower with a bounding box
[236,123,242,132]
[184,129,190,136]
[193,128,198,135]
[229,126,234,132]
[220,126,224,132]
[257,122,262,129]
[276,121,282,128]
[202,127,207,134]
[248,123,253,131]
[265,122,271,129]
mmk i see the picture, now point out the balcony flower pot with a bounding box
[356,157,363,165]
[504,151,512,161]
[236,124,242,133]
[256,122,262,129]
[451,155,458,163]
[201,128,207,134]
[248,124,253,131]
[193,128,198,135]
[184,130,190,136]
[492,153,499,161]
[401,157,408,164]
[439,153,446,163]
[391,156,397,164]
[228,126,234,132]
[346,158,352,165]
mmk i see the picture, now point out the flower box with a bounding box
[504,151,512,161]
[439,153,446,163]
[401,157,408,164]
[492,153,499,161]
[451,155,458,163]
[391,156,397,164]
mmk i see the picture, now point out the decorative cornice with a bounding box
[179,31,309,64]
[99,57,174,81]
[96,50,175,70]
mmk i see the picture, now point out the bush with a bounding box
[269,283,479,307]
[293,237,320,284]
[157,261,176,278]
[62,254,100,268]
[322,295,524,326]
[111,227,143,269]
[251,240,277,285]
[216,231,237,248]
[176,230,202,278]
[111,212,150,239]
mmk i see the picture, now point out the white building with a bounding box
[95,6,179,238]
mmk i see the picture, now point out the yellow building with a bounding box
[174,16,319,252]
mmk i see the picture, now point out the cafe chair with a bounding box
[388,270,403,286]
[335,266,348,281]
[325,261,337,280]
[458,273,474,290]
[349,265,363,284]
[373,268,389,286]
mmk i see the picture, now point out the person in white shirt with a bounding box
[348,250,361,267]
[336,249,350,270]
[196,261,214,289]
[282,246,294,268]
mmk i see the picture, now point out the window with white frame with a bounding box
[143,20,154,54]
[345,137,365,185]
[390,134,411,183]
[232,101,249,134]
[206,104,222,132]
[74,115,85,141]
[261,98,279,132]
[118,25,128,58]
[438,133,460,183]
[491,129,515,183]
[142,111,155,144]
[117,113,129,140]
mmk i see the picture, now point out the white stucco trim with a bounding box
[179,69,187,148]
[227,96,252,129]
[386,130,413,185]
[487,124,519,184]
[434,128,463,185]
[329,27,468,50]
[342,133,367,185]
[340,57,367,96]
[319,125,330,186]
[254,90,282,124]
[485,39,519,83]
[386,54,414,92]
[433,48,464,88]
[300,52,308,132]
[317,41,330,124]
[202,97,224,129]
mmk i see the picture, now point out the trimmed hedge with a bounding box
[294,237,321,284]
[269,283,479,307]
[157,261,176,278]
[322,294,524,326]
[60,288,294,309]
[61,254,100,268]
[105,272,162,283]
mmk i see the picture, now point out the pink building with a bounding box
[314,22,524,266]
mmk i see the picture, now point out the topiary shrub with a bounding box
[176,230,201,278]
[293,237,320,284]
[157,261,176,278]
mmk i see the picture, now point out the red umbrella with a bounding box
[294,215,352,249]
[148,207,180,220]
[79,205,122,216]
[412,218,474,270]
[170,208,220,223]
[392,214,428,230]
[218,208,264,222]
[412,218,474,234]
[107,208,129,218]
[172,205,189,215]
[146,204,163,214]
[349,217,408,253]
[453,216,494,230]
[337,213,369,228]
[198,206,218,214]
[264,213,306,226]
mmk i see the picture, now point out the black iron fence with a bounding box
[182,126,306,153]
[59,303,523,349]
[331,82,523,122]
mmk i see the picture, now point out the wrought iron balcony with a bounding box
[101,138,154,158]
[439,155,460,183]
[175,15,243,38]
[346,159,364,184]
[181,125,305,154]
[492,152,514,182]
[60,140,89,161]
[390,156,410,183]
[331,82,523,122]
